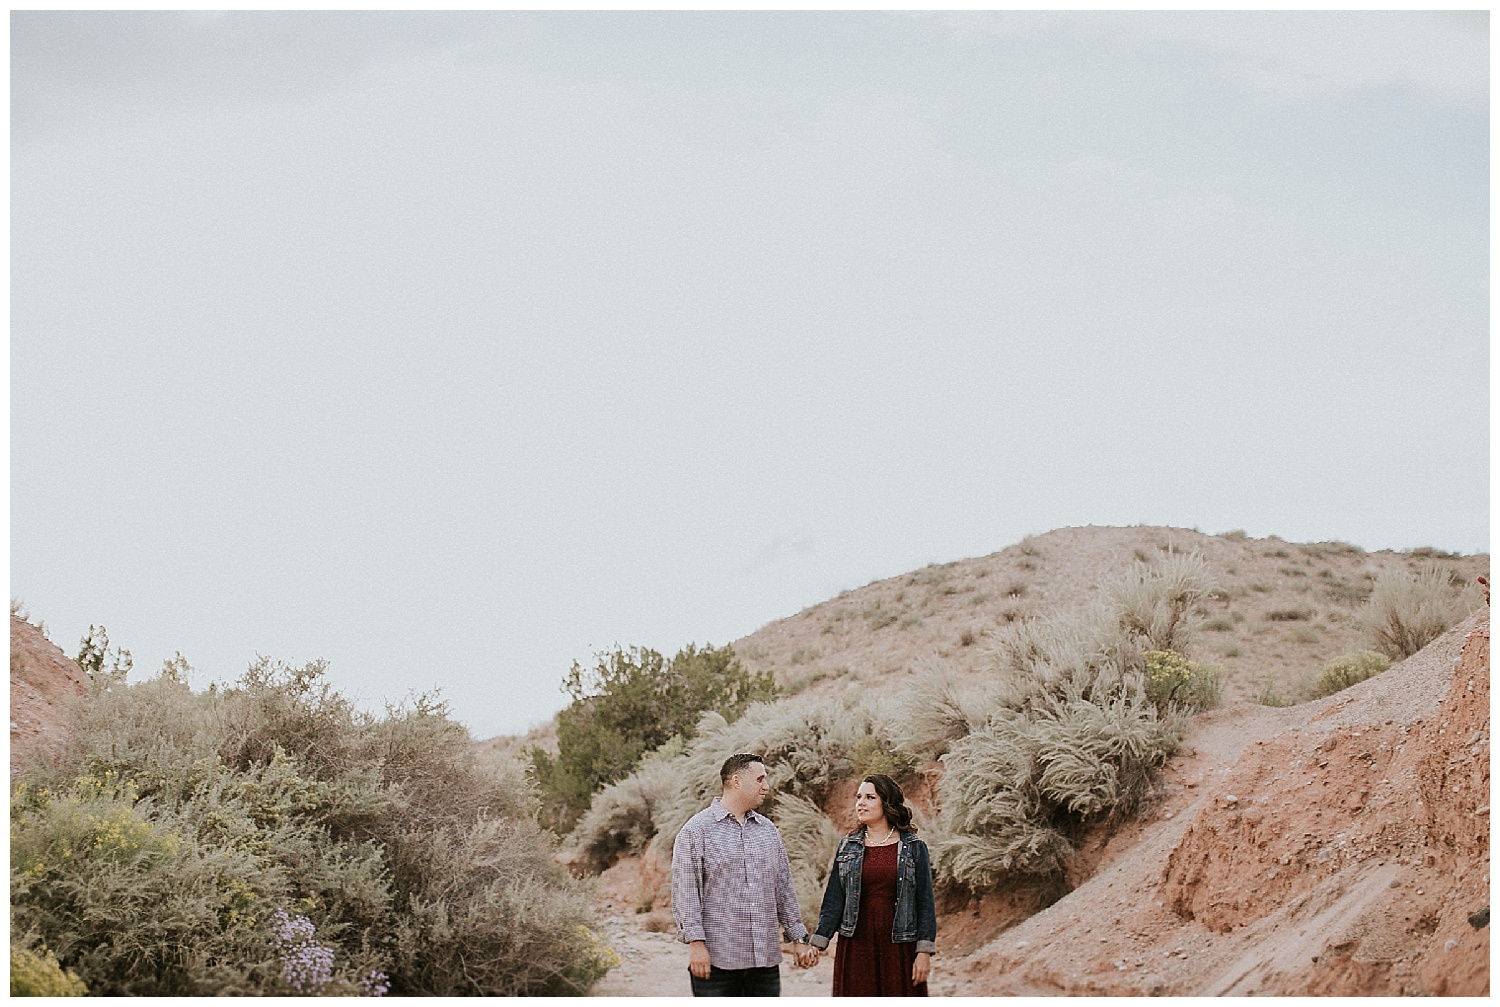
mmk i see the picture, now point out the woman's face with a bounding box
[854,782,886,828]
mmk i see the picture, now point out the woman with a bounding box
[810,774,937,996]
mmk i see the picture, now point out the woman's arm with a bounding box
[912,840,938,955]
[808,842,848,950]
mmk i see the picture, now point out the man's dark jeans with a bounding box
[688,964,781,997]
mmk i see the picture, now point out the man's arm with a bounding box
[670,823,708,947]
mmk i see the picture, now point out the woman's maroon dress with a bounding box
[831,843,928,996]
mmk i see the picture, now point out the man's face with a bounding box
[738,762,769,807]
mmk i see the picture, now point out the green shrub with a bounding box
[531,644,776,831]
[1143,650,1221,713]
[9,772,290,995]
[847,734,916,780]
[11,945,88,996]
[1356,562,1485,659]
[73,624,132,690]
[1312,651,1392,698]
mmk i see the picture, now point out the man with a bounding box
[671,753,818,996]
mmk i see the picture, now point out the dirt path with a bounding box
[587,910,839,998]
[588,908,976,997]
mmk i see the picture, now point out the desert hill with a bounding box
[495,525,1482,759]
[730,524,1487,708]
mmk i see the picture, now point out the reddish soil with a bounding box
[9,615,88,776]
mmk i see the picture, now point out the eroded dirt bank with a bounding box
[947,611,1488,996]
[10,615,88,775]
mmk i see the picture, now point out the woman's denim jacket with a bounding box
[808,827,937,955]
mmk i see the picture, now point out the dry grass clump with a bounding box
[771,793,844,923]
[385,817,614,995]
[926,555,1214,889]
[654,695,904,855]
[889,658,996,757]
[1105,552,1211,654]
[1356,562,1485,659]
[567,738,685,874]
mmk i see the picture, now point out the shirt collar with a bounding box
[711,796,766,824]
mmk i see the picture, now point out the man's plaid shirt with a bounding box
[670,797,809,969]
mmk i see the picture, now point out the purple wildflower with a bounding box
[271,910,335,995]
[361,969,391,997]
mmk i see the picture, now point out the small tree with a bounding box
[75,625,133,690]
[532,644,776,831]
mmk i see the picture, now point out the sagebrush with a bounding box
[1356,562,1484,659]
[11,655,610,996]
[926,555,1212,887]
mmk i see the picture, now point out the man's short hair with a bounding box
[720,753,764,787]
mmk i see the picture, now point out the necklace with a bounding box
[869,824,895,846]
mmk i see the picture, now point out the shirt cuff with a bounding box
[809,933,831,951]
[915,940,936,955]
[678,928,707,945]
[782,924,810,944]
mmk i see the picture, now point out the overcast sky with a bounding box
[11,11,1489,739]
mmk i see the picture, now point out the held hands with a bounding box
[793,943,819,969]
[912,951,931,985]
[688,941,712,980]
